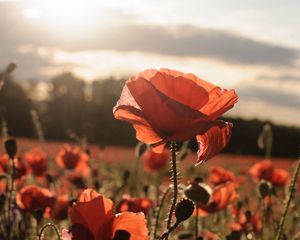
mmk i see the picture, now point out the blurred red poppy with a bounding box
[142,148,170,172]
[23,148,48,176]
[113,68,238,165]
[230,207,262,233]
[249,160,290,186]
[209,167,236,186]
[0,154,27,179]
[51,194,69,221]
[56,144,89,170]
[116,195,153,215]
[197,182,239,216]
[68,188,148,240]
[16,185,54,214]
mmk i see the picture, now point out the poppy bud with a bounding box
[5,139,17,159]
[134,142,147,158]
[175,199,194,223]
[5,62,17,75]
[185,182,211,205]
[258,180,272,199]
[245,210,252,222]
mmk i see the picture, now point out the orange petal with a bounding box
[196,121,232,165]
[112,212,148,240]
[212,182,238,210]
[70,190,114,240]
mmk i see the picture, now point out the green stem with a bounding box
[153,186,171,240]
[166,142,178,240]
[195,203,199,239]
[275,156,300,240]
[38,223,61,240]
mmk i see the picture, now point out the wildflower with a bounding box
[209,166,236,186]
[51,194,69,221]
[249,160,290,186]
[68,189,148,240]
[142,148,170,172]
[116,195,153,215]
[196,182,239,216]
[56,144,89,170]
[23,148,48,176]
[0,154,27,179]
[113,68,238,165]
[16,185,54,215]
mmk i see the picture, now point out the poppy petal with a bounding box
[112,212,148,240]
[212,182,238,210]
[70,189,114,240]
[196,121,232,165]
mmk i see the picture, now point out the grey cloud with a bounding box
[0,2,299,67]
[237,85,300,109]
[257,74,300,82]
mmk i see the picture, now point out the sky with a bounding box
[0,0,299,126]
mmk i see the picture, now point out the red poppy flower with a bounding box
[249,160,290,186]
[113,68,238,165]
[23,148,48,176]
[16,185,54,214]
[68,189,148,240]
[197,182,239,216]
[116,195,153,215]
[56,144,89,170]
[0,154,27,179]
[142,148,170,172]
[209,167,236,186]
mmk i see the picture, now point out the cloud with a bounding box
[257,74,300,82]
[237,85,300,109]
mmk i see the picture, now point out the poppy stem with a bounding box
[38,222,61,240]
[166,141,178,239]
[7,156,15,240]
[275,154,300,240]
[153,186,171,240]
[195,203,199,239]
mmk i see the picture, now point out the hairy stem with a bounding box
[38,223,61,240]
[166,142,178,240]
[153,186,171,240]
[275,155,300,240]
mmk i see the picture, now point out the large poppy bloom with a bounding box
[113,68,238,165]
[68,189,148,240]
[249,160,290,187]
[16,185,54,214]
[23,148,48,176]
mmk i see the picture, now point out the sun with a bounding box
[22,0,101,36]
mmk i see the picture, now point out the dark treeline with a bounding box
[0,72,299,158]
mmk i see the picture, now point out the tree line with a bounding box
[0,72,299,158]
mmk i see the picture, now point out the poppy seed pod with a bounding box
[185,182,211,205]
[4,139,17,159]
[175,199,194,223]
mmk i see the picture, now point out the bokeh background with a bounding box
[0,0,299,157]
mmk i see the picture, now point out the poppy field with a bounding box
[0,67,300,240]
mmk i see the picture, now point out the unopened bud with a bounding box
[5,62,17,75]
[258,180,272,199]
[175,199,194,223]
[5,139,17,158]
